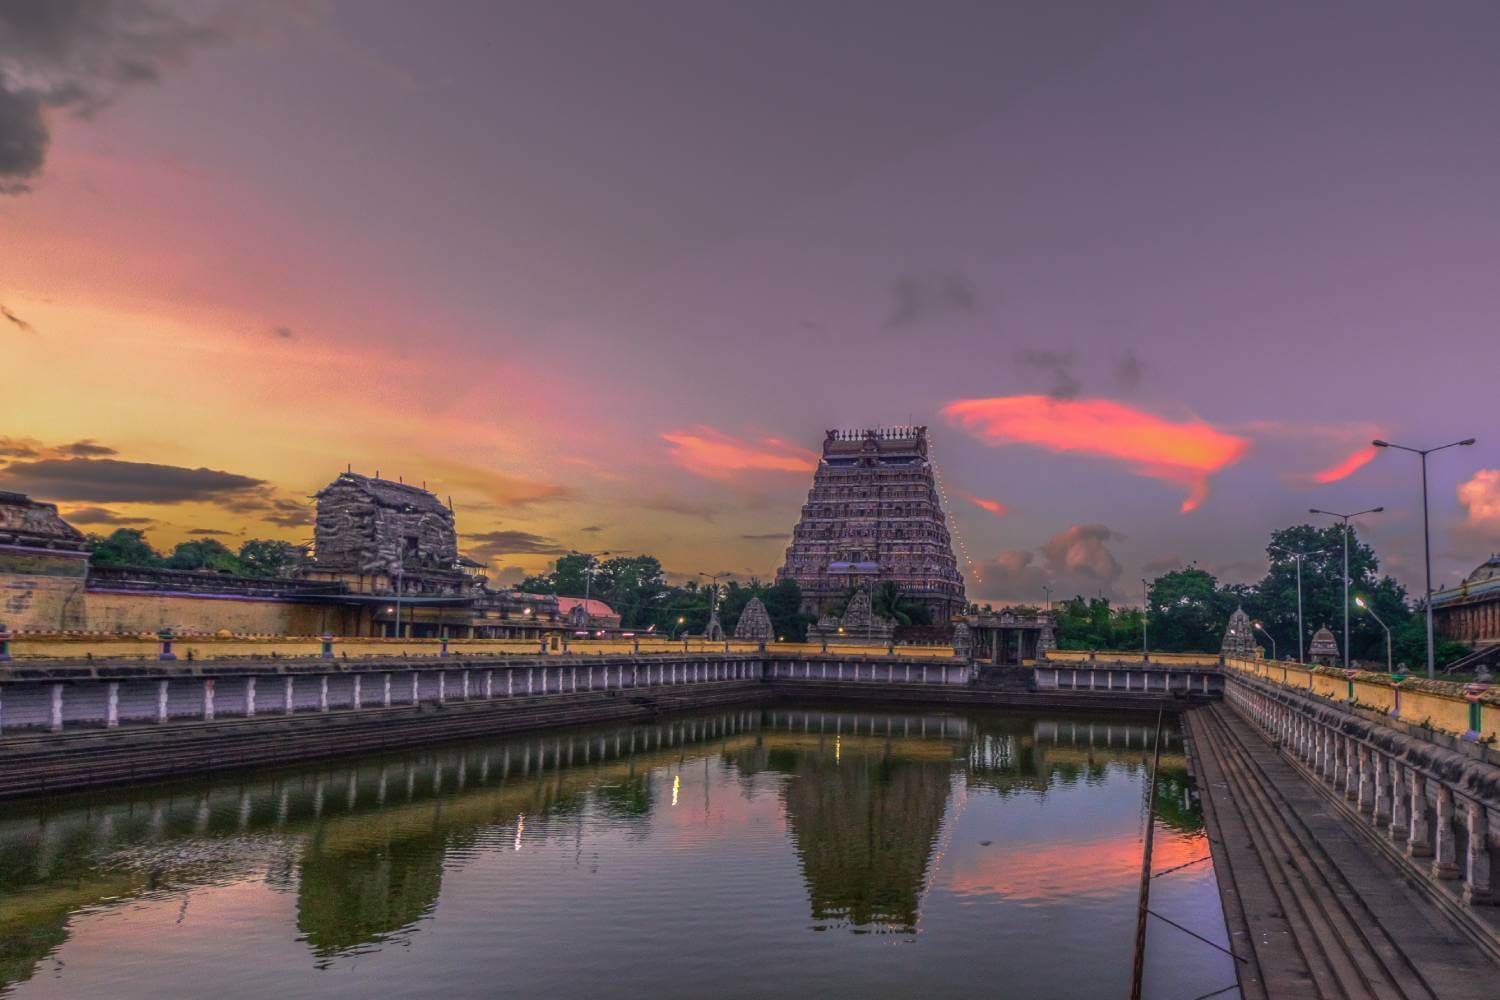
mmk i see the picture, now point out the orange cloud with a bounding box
[954,488,1007,516]
[1312,445,1378,484]
[661,426,818,480]
[941,396,1248,512]
[1458,469,1500,525]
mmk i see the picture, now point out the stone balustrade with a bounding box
[1225,670,1498,910]
[765,658,971,685]
[1033,662,1224,697]
[0,655,763,734]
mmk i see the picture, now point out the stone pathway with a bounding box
[1185,703,1499,999]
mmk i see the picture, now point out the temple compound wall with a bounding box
[0,493,90,632]
[777,427,966,623]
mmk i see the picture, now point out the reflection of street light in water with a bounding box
[514,813,524,851]
[672,773,680,806]
[835,736,841,764]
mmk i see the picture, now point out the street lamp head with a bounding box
[1460,438,1476,446]
[1371,439,1389,448]
[1354,596,1367,608]
[1371,507,1384,513]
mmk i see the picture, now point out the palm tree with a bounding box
[872,581,932,627]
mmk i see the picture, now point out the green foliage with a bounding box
[86,528,162,568]
[237,539,305,578]
[1052,596,1143,651]
[1146,568,1239,653]
[871,581,933,627]
[165,538,244,573]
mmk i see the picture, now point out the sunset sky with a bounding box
[4,1,1498,603]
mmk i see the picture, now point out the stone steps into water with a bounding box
[1185,703,1499,999]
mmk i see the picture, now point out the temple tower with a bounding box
[776,427,966,622]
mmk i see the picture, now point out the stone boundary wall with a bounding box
[3,633,959,662]
[1224,669,1500,924]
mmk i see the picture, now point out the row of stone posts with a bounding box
[3,658,762,734]
[1229,680,1492,906]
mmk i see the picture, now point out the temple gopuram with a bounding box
[777,427,966,623]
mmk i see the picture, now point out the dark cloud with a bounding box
[466,529,570,558]
[61,505,152,526]
[740,532,788,541]
[58,439,116,457]
[188,527,233,536]
[1041,523,1123,584]
[1016,348,1081,400]
[634,495,727,521]
[0,437,40,459]
[1141,554,1184,576]
[884,272,978,328]
[1,303,37,332]
[273,325,295,339]
[1113,349,1145,390]
[0,0,225,193]
[218,488,312,527]
[0,457,264,503]
[579,524,604,533]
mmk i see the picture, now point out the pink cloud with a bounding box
[1312,445,1379,484]
[941,396,1248,512]
[660,426,818,480]
[953,488,1008,517]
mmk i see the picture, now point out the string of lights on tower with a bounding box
[929,448,983,586]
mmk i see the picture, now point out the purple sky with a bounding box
[3,1,1498,602]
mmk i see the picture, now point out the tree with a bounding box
[1147,568,1238,652]
[760,578,813,641]
[165,538,244,573]
[87,528,161,568]
[552,553,593,598]
[871,581,933,627]
[238,539,305,578]
[515,573,554,594]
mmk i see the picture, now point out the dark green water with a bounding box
[0,706,1236,999]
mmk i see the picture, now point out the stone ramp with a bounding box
[1186,704,1498,999]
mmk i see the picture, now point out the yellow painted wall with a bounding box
[80,591,348,636]
[0,550,89,632]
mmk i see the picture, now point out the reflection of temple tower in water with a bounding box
[779,747,953,930]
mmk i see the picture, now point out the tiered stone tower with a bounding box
[776,427,966,623]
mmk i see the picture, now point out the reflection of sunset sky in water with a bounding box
[0,708,1233,1000]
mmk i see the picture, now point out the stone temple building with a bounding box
[1221,606,1256,659]
[777,427,966,623]
[1309,625,1341,666]
[1430,554,1500,649]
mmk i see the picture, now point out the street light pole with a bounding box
[1254,621,1276,661]
[1355,597,1392,674]
[1270,545,1334,663]
[1371,437,1476,679]
[1310,507,1383,671]
[1140,578,1149,658]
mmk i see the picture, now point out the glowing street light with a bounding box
[1253,621,1276,661]
[1310,506,1383,671]
[1371,437,1476,679]
[1354,596,1393,675]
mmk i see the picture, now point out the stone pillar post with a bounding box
[245,676,257,718]
[157,679,170,723]
[351,674,362,709]
[1373,754,1392,826]
[411,671,420,704]
[485,671,493,699]
[202,679,215,721]
[284,676,294,715]
[438,672,447,704]
[461,670,470,700]
[507,670,514,697]
[318,676,329,712]
[1344,737,1358,799]
[383,673,392,708]
[106,681,119,728]
[1407,770,1432,858]
[1388,762,1409,842]
[527,667,534,695]
[1433,784,1460,878]
[49,683,64,732]
[1462,799,1492,905]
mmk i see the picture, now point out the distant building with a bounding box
[0,473,619,639]
[0,491,90,632]
[1221,606,1256,659]
[1430,554,1500,649]
[777,427,966,623]
[1308,625,1340,666]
